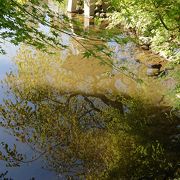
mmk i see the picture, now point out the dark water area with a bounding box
[0,1,179,179]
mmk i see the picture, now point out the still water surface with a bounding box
[0,2,179,179]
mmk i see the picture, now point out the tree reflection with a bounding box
[0,45,180,179]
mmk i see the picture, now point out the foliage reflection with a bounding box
[0,45,180,179]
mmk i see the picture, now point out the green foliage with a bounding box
[108,0,180,62]
[166,66,180,110]
[0,0,57,51]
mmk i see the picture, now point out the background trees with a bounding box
[108,0,180,62]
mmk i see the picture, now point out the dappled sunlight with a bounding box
[0,0,179,179]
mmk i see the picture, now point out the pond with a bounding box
[0,1,179,179]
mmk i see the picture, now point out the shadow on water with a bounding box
[0,44,179,179]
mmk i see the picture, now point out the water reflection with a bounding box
[0,1,179,178]
[0,43,179,179]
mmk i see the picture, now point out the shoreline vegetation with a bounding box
[92,0,180,63]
